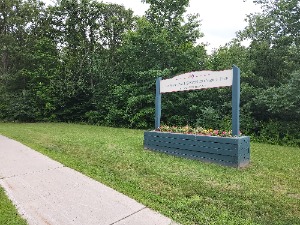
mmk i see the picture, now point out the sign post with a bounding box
[232,65,240,136]
[155,66,240,135]
[155,77,162,129]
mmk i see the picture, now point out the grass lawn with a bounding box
[0,187,27,225]
[0,122,299,225]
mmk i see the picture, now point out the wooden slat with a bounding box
[144,135,236,151]
[145,132,196,140]
[144,143,237,163]
[145,145,237,166]
[194,135,239,144]
[144,131,241,144]
[157,149,237,167]
[144,139,237,156]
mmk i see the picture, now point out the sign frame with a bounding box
[155,65,240,136]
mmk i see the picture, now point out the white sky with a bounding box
[44,0,261,53]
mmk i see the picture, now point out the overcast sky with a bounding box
[44,0,261,53]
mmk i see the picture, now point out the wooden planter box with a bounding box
[144,131,250,168]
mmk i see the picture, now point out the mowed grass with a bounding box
[0,123,299,225]
[0,187,27,225]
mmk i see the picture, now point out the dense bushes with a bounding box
[0,0,299,146]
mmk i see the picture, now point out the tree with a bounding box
[142,0,189,29]
[0,0,60,121]
[239,0,300,86]
[99,0,207,128]
[254,70,300,121]
[118,0,206,76]
[47,0,135,121]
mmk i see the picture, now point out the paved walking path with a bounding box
[0,135,179,225]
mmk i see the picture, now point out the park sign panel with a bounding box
[160,70,233,93]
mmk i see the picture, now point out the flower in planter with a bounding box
[213,130,219,136]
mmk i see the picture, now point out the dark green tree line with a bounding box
[0,0,299,146]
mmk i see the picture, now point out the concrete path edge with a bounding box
[0,135,180,225]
